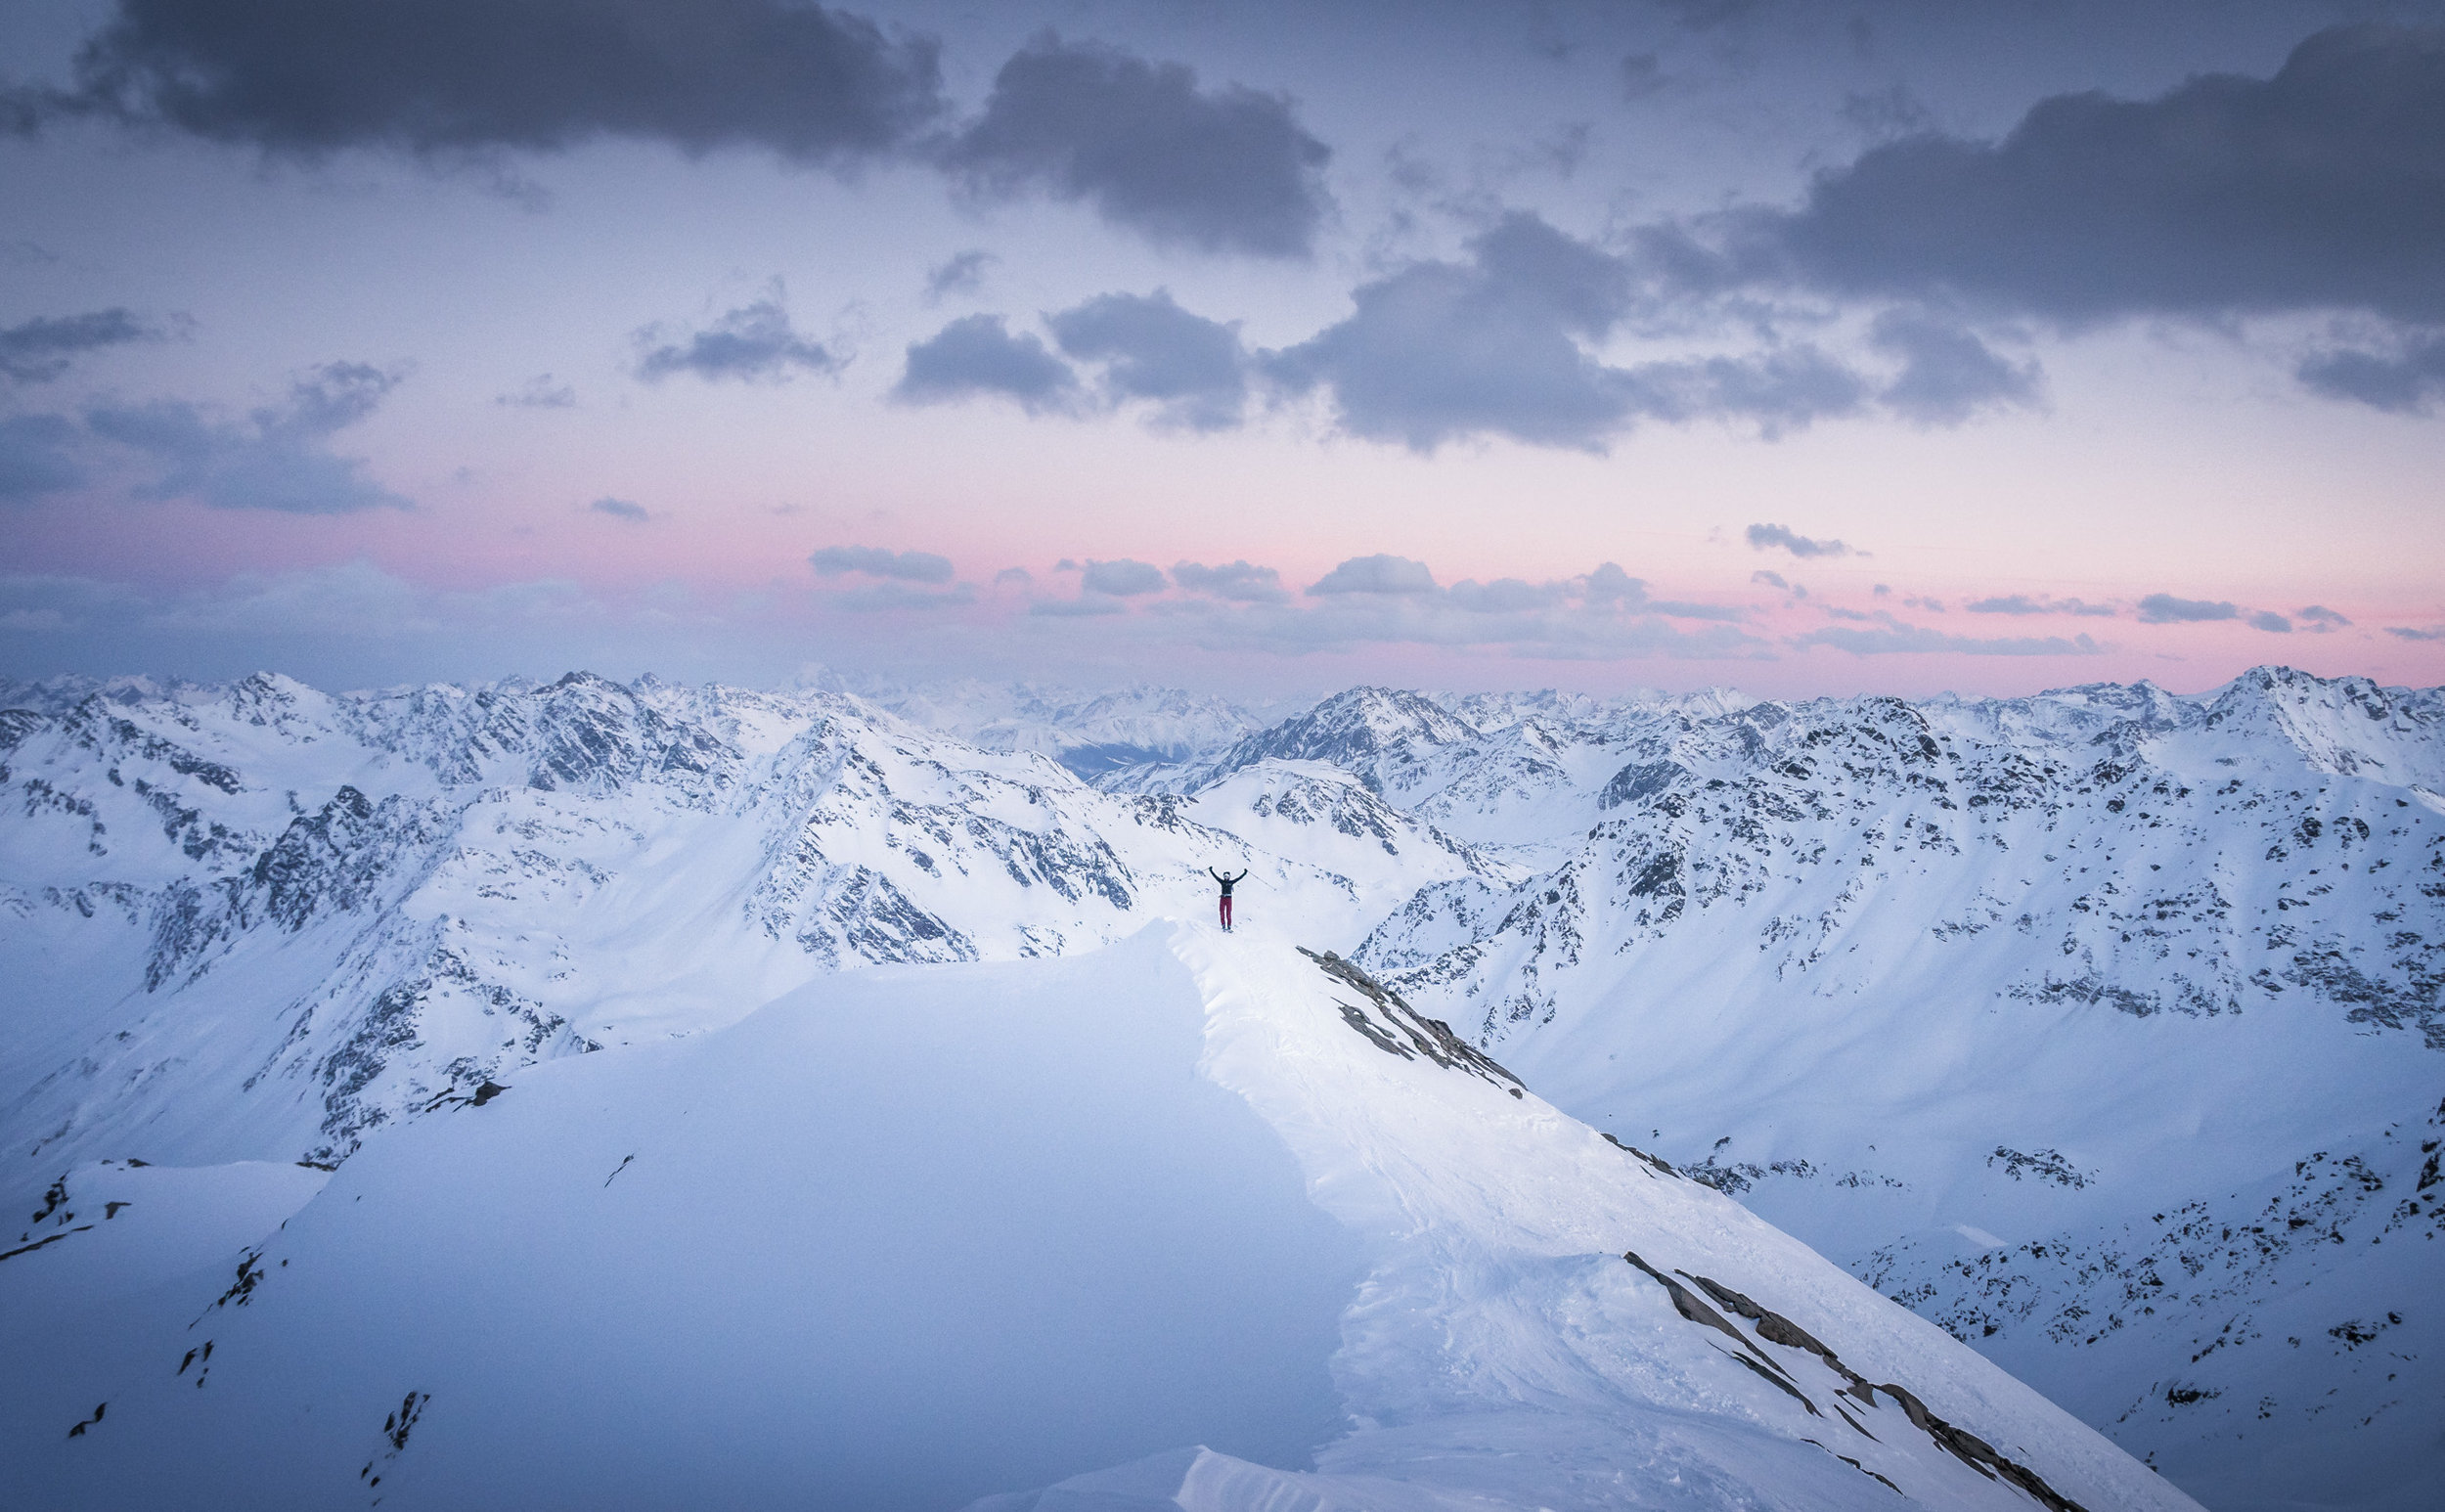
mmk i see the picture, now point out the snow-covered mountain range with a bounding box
[4,665,2438,1509]
[798,669,1295,778]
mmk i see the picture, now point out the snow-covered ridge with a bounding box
[2,926,2200,1512]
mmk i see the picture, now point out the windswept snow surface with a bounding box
[1,925,2194,1512]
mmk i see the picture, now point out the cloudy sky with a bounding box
[3,0,2441,698]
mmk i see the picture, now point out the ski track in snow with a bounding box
[1,664,2439,1507]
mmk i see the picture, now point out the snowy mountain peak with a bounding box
[1246,684,1479,752]
[2199,664,2445,784]
[1183,687,1486,796]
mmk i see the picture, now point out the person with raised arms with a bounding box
[1208,866,1249,931]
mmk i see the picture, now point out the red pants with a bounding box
[1219,896,1233,928]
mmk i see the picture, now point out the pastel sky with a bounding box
[3,0,2441,698]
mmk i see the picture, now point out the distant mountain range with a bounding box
[3,664,2438,1509]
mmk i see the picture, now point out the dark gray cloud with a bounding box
[637,293,836,383]
[35,0,943,165]
[923,250,995,302]
[1739,24,2445,327]
[892,315,1078,414]
[1750,569,1790,591]
[809,545,954,583]
[2246,609,2292,633]
[2387,625,2445,642]
[1870,311,2041,423]
[1269,213,1871,451]
[1172,559,1287,603]
[992,565,1033,587]
[0,414,88,502]
[589,496,647,521]
[1047,290,1248,431]
[1468,207,1636,332]
[1745,523,1850,559]
[1308,554,1437,596]
[0,308,158,382]
[1080,558,1164,596]
[2136,593,2240,624]
[1267,216,1634,451]
[2296,333,2445,412]
[942,34,1330,258]
[2298,604,2351,631]
[84,361,409,513]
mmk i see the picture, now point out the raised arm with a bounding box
[1208,867,1223,882]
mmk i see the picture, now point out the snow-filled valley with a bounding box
[3,666,2439,1509]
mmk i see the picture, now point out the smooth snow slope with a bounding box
[1,930,1356,1511]
[3,924,2193,1512]
[0,1159,330,1342]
